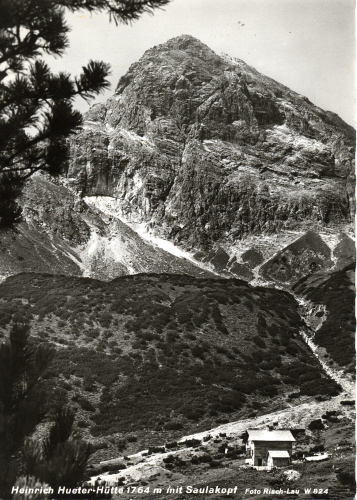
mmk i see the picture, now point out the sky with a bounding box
[46,0,356,126]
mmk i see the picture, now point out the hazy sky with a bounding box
[47,0,355,126]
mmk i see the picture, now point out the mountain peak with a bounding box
[152,34,211,50]
[70,36,354,260]
[142,34,219,62]
[163,34,202,44]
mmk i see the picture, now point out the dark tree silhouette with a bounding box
[0,0,170,226]
[22,407,96,498]
[0,173,23,225]
[0,322,55,496]
[0,323,108,499]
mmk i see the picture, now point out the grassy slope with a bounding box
[0,273,341,453]
[292,262,355,372]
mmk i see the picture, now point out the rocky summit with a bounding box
[67,35,355,261]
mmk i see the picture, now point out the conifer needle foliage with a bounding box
[0,0,170,225]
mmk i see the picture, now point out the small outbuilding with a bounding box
[267,450,291,467]
[246,429,295,468]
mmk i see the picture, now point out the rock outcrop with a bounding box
[259,230,333,284]
[333,232,356,270]
[0,176,214,281]
[67,35,355,256]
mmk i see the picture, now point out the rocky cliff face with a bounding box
[0,176,214,281]
[67,35,355,259]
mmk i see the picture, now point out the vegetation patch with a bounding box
[0,272,341,441]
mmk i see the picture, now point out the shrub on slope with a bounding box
[0,273,340,439]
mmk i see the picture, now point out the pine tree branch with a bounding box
[0,0,172,225]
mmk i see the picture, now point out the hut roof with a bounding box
[267,450,291,458]
[247,429,295,442]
